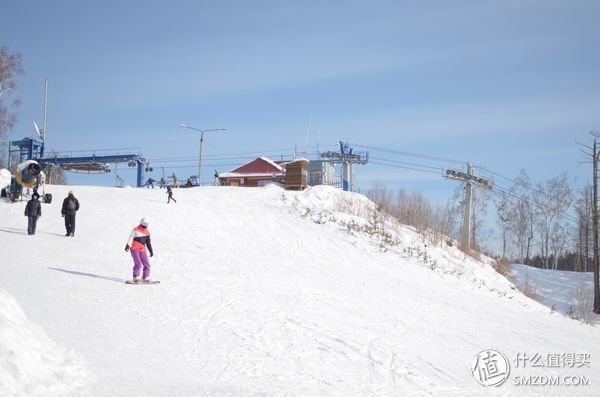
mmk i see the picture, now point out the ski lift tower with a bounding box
[443,163,492,252]
[320,141,368,191]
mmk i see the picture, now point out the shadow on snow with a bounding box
[48,267,126,284]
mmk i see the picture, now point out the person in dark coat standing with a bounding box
[61,190,80,237]
[166,185,176,203]
[24,193,42,235]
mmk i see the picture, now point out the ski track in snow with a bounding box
[0,184,599,396]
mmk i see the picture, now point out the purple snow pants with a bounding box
[131,250,151,278]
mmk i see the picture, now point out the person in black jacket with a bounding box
[24,193,42,235]
[166,185,176,203]
[61,191,80,237]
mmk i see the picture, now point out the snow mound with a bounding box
[0,169,11,190]
[283,185,517,298]
[0,289,88,396]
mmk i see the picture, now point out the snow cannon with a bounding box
[15,160,42,188]
[8,160,51,203]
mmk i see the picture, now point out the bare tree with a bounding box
[549,223,570,270]
[408,191,434,232]
[394,188,410,225]
[0,47,24,168]
[506,170,533,264]
[430,200,459,247]
[44,165,68,185]
[367,180,394,215]
[533,173,573,269]
[495,188,512,260]
[469,185,491,252]
[369,183,457,247]
[575,184,593,272]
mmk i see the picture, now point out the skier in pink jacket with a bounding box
[125,217,154,283]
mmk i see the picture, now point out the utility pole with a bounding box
[462,163,474,252]
[593,138,600,313]
[42,78,48,145]
[577,133,600,312]
[444,163,492,253]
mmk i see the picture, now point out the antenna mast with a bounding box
[42,78,48,143]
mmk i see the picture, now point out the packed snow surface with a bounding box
[0,168,11,190]
[0,289,87,396]
[512,263,599,323]
[0,184,599,396]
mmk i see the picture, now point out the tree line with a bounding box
[0,46,66,184]
[0,46,23,169]
[368,169,589,272]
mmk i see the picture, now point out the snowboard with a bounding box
[125,280,160,285]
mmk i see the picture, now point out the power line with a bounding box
[151,155,256,162]
[350,142,467,165]
[369,160,442,176]
[146,144,338,163]
[370,156,444,171]
[478,166,520,186]
[492,182,579,225]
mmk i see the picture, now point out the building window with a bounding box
[309,172,322,185]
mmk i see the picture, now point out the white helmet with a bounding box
[140,217,150,226]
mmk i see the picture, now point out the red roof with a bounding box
[224,157,285,176]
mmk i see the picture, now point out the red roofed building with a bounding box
[218,157,285,187]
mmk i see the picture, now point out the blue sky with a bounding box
[3,0,600,205]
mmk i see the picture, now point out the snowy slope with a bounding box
[512,263,599,323]
[0,184,599,396]
[0,289,87,396]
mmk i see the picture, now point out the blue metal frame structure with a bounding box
[8,138,45,167]
[8,138,149,187]
[40,154,148,187]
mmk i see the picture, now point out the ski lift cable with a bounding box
[477,166,520,186]
[492,182,578,224]
[369,160,442,176]
[350,142,467,165]
[370,156,444,171]
[146,144,339,163]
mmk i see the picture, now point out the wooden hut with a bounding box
[283,159,309,190]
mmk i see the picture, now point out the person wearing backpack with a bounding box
[24,193,42,235]
[61,191,80,237]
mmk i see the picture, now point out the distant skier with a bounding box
[166,185,176,203]
[24,193,42,235]
[146,177,156,189]
[61,191,80,237]
[171,173,180,188]
[159,177,166,189]
[125,217,154,283]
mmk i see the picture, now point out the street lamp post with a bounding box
[179,123,226,185]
